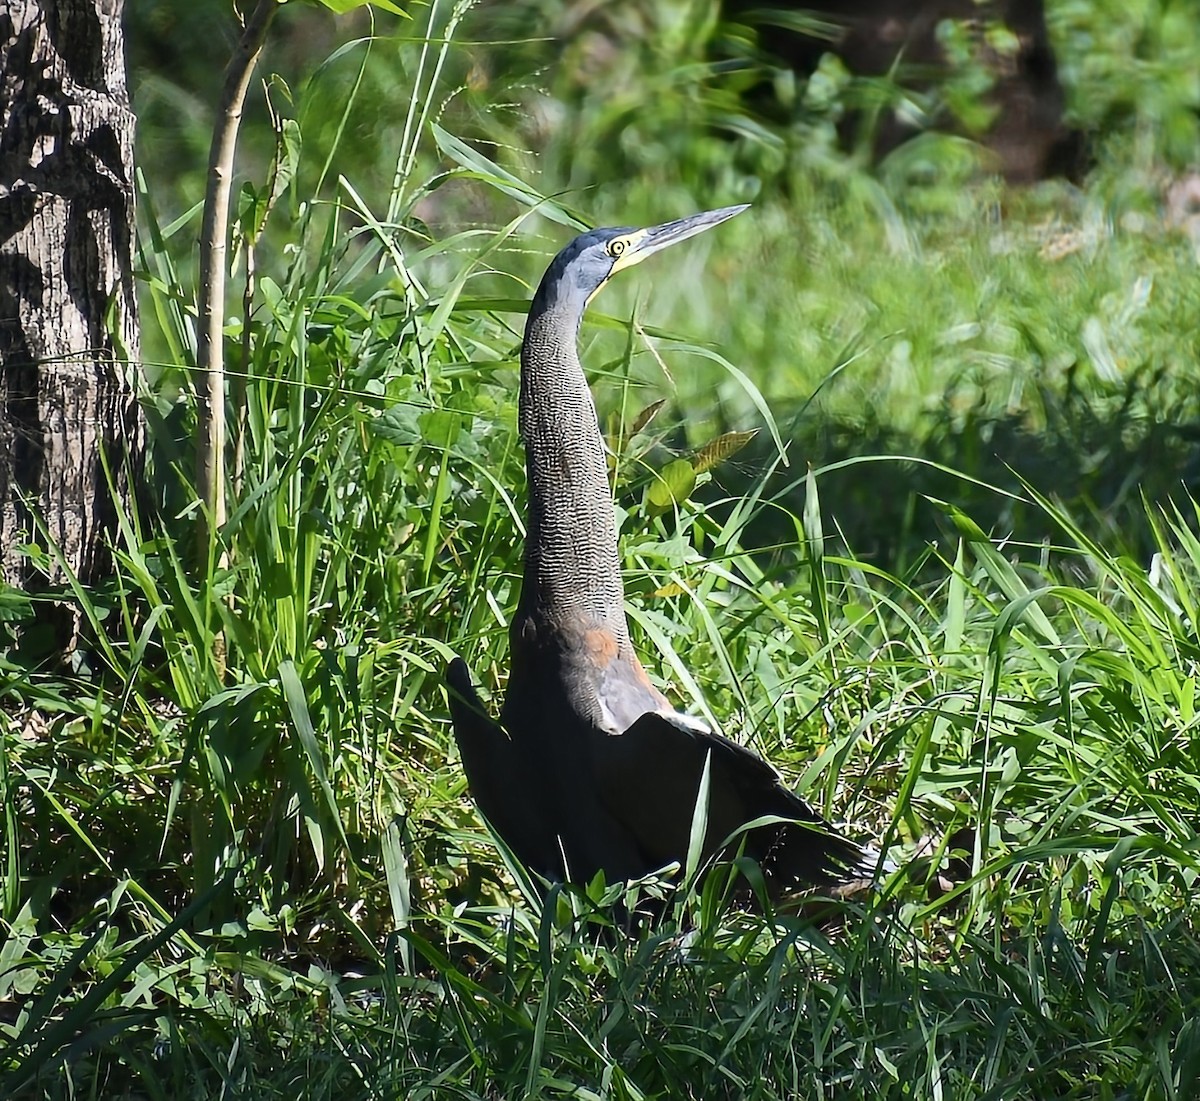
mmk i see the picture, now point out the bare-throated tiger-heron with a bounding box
[447,205,872,895]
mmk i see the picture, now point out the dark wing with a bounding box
[591,709,870,892]
[445,658,559,876]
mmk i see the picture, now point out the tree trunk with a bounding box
[0,0,141,593]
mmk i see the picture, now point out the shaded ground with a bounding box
[709,377,1200,571]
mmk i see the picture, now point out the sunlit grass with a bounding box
[3,2,1200,1097]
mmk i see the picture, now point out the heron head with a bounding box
[531,204,749,317]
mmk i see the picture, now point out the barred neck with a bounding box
[514,302,627,640]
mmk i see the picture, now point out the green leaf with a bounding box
[417,409,463,448]
[431,123,586,230]
[0,586,33,623]
[237,182,266,240]
[382,818,412,974]
[370,406,420,446]
[666,343,787,465]
[934,501,1061,649]
[684,751,713,886]
[646,459,697,516]
[269,118,301,208]
[315,0,409,15]
[802,466,829,646]
[277,661,351,862]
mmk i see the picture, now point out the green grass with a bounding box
[3,2,1200,1097]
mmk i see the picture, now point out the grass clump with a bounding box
[4,3,1200,1098]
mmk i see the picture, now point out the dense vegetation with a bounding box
[4,1,1199,1096]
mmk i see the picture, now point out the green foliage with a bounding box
[1052,0,1200,169]
[4,1,1200,1097]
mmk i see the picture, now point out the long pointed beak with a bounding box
[612,203,749,275]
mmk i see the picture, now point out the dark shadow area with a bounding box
[713,368,1200,570]
[721,0,1088,183]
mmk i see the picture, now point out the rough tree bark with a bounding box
[0,0,141,592]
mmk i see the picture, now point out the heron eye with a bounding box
[609,239,626,258]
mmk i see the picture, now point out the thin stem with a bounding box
[194,0,277,673]
[195,0,277,537]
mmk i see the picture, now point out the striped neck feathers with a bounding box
[516,301,627,639]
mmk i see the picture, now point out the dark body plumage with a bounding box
[448,208,871,896]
